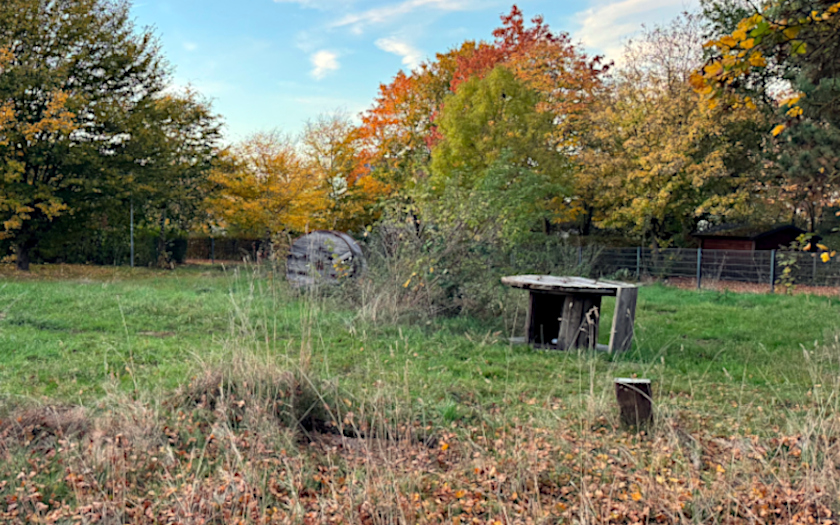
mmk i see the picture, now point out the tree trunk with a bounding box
[581,206,594,236]
[14,242,31,271]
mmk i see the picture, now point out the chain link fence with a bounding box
[591,247,840,291]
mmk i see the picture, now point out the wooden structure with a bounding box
[286,231,366,287]
[693,224,803,251]
[614,378,653,427]
[501,275,638,352]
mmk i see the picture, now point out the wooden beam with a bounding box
[608,287,638,353]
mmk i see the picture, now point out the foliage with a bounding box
[579,13,766,245]
[0,0,221,270]
[301,113,387,232]
[696,0,840,231]
[430,66,568,198]
[0,0,222,270]
[207,133,327,238]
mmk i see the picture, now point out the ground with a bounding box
[0,264,838,523]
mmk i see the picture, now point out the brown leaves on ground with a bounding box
[1,388,838,524]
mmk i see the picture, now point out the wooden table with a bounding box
[501,275,638,352]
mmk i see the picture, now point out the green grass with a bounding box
[1,264,838,424]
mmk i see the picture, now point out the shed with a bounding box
[693,224,804,251]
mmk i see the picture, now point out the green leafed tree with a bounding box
[0,0,221,269]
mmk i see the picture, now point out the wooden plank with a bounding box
[558,295,583,350]
[558,294,601,350]
[501,275,635,296]
[608,287,638,353]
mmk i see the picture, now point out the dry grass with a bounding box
[2,343,840,524]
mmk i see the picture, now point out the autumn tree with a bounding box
[0,0,221,269]
[696,0,840,231]
[207,132,327,239]
[579,13,765,244]
[301,112,387,232]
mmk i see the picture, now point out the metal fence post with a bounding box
[770,249,776,293]
[696,247,702,290]
[636,247,641,279]
[577,245,583,267]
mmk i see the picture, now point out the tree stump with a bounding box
[614,378,653,427]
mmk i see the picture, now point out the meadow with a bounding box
[1,264,839,523]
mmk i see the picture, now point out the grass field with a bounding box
[1,264,839,523]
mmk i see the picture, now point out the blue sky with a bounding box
[131,0,696,142]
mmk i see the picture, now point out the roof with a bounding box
[692,223,804,240]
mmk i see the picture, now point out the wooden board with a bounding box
[558,294,601,350]
[608,286,638,353]
[502,275,635,296]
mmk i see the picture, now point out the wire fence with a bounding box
[590,247,840,292]
[186,236,840,292]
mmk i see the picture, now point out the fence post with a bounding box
[696,247,702,290]
[636,247,641,279]
[770,249,776,293]
[578,246,583,267]
[812,254,817,285]
[211,237,215,264]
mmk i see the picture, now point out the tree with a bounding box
[207,133,327,239]
[301,112,387,232]
[0,0,219,269]
[695,0,840,231]
[578,13,766,244]
[429,66,569,236]
[124,91,222,264]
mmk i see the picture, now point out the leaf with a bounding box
[631,491,642,501]
[772,124,786,136]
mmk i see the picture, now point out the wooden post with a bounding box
[696,247,702,290]
[608,287,638,353]
[614,378,653,427]
[636,247,641,279]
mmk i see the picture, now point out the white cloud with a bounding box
[310,50,340,79]
[375,37,424,70]
[331,0,474,32]
[183,41,198,52]
[573,0,697,61]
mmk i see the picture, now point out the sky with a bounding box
[131,0,697,142]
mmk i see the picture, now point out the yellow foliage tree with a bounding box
[207,133,327,238]
[577,14,766,243]
[301,112,387,232]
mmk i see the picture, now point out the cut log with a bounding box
[608,286,638,352]
[614,378,653,427]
